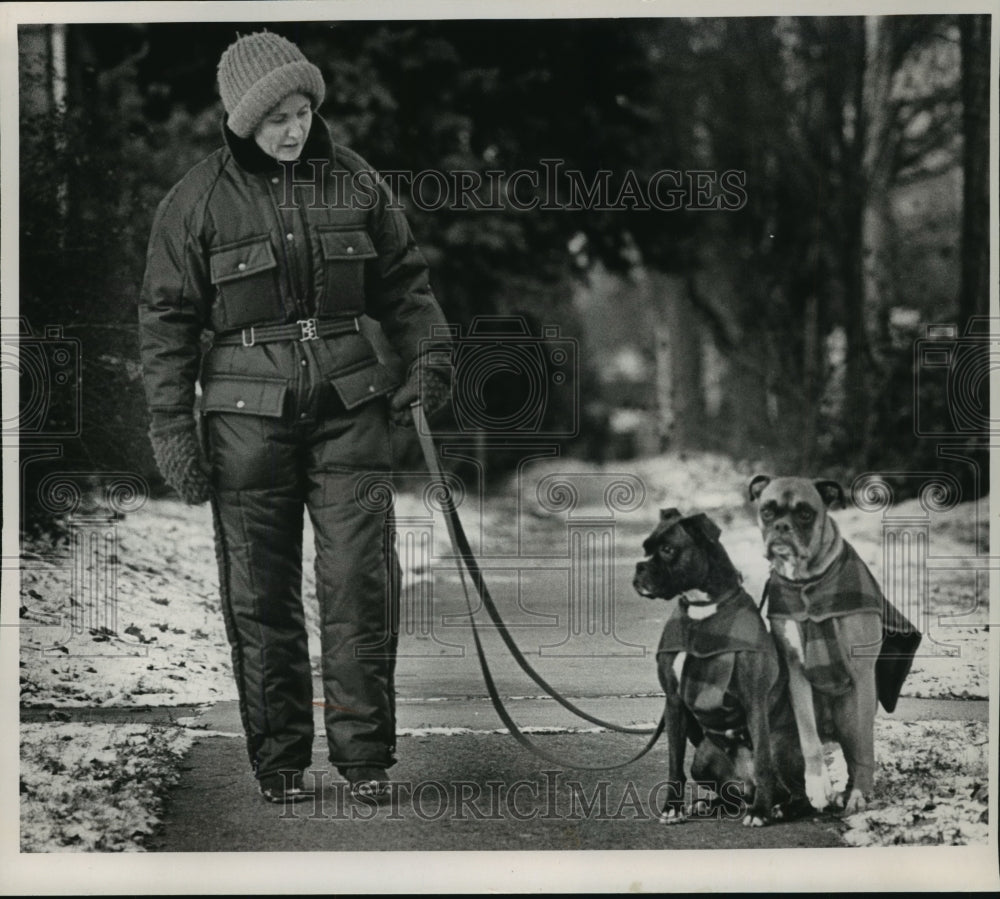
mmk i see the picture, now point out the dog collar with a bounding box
[659,587,773,659]
[681,589,714,606]
[680,585,742,620]
[685,599,717,620]
[680,585,741,609]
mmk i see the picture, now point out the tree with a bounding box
[958,14,990,323]
[681,16,964,471]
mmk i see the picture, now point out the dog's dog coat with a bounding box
[634,508,807,826]
[749,475,921,814]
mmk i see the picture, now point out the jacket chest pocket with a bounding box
[317,227,376,317]
[209,236,284,331]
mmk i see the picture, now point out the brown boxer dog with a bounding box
[749,475,921,816]
[633,509,807,827]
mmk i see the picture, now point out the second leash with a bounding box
[412,402,664,771]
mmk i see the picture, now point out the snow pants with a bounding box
[204,357,400,781]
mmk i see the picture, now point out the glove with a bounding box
[389,363,451,428]
[149,413,212,505]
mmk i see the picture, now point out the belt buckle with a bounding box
[298,318,319,341]
[241,327,256,348]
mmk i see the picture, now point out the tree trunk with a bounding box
[800,293,820,470]
[860,16,898,360]
[719,337,772,462]
[672,287,705,450]
[649,271,678,450]
[647,270,704,451]
[844,15,898,467]
[959,14,990,324]
[840,18,871,466]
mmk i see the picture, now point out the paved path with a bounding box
[141,689,985,853]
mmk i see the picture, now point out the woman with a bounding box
[139,31,450,803]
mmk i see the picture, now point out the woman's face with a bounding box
[253,92,312,161]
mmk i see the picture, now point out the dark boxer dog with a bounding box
[748,476,921,815]
[633,508,807,826]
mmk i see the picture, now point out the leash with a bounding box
[412,402,664,770]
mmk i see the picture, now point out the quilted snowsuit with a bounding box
[139,116,448,779]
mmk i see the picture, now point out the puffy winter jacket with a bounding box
[139,115,447,420]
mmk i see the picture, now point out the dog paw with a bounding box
[742,814,766,827]
[805,772,833,812]
[774,795,813,822]
[658,806,687,826]
[840,788,867,815]
[657,805,687,824]
[685,797,712,817]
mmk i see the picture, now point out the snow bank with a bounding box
[837,719,989,846]
[20,723,193,852]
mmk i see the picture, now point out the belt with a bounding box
[213,316,360,347]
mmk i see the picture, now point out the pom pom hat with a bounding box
[217,31,326,138]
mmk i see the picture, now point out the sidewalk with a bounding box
[142,690,987,852]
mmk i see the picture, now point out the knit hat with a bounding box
[217,31,326,138]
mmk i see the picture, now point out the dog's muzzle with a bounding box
[632,562,660,599]
[765,536,800,560]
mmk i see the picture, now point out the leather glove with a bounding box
[149,413,212,505]
[390,363,451,428]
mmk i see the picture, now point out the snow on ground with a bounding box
[20,502,236,707]
[832,719,989,846]
[18,492,479,708]
[20,723,193,852]
[18,451,993,849]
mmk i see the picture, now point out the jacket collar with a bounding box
[222,114,337,176]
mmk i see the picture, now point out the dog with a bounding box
[633,508,807,827]
[748,475,921,815]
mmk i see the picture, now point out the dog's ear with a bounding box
[682,513,722,546]
[813,479,846,510]
[645,508,683,555]
[748,475,771,503]
[659,508,683,527]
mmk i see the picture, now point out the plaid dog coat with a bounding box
[657,588,774,744]
[766,542,885,695]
